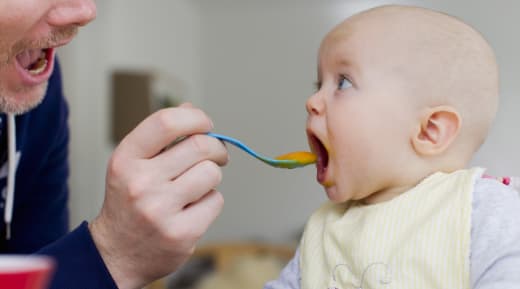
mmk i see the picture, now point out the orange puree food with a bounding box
[275,151,317,164]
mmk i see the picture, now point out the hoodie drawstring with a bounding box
[4,113,16,240]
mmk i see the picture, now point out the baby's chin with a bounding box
[325,183,384,205]
[325,186,354,204]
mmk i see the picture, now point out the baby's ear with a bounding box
[411,106,461,156]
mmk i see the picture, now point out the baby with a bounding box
[265,5,520,289]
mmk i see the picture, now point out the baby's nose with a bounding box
[306,92,325,115]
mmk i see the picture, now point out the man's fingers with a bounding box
[117,106,213,159]
[160,160,224,211]
[151,134,228,181]
[166,189,224,240]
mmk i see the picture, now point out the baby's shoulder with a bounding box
[471,176,520,245]
[470,177,520,286]
[473,176,520,215]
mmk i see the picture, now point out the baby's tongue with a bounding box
[16,49,43,69]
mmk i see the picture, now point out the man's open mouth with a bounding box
[16,48,51,75]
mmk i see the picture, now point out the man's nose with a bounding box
[47,0,97,27]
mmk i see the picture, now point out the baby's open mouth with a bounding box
[308,134,329,183]
[16,48,50,75]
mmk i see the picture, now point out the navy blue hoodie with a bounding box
[0,61,118,289]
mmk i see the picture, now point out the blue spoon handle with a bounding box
[207,132,269,161]
[207,132,302,169]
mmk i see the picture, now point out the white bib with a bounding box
[300,168,482,289]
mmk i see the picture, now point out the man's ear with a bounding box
[411,106,461,156]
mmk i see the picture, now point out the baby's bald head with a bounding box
[324,5,498,164]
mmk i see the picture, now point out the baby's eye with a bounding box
[338,76,353,90]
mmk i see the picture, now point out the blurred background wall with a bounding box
[58,0,520,245]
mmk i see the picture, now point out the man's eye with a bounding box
[338,76,353,90]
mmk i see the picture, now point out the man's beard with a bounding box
[0,82,48,115]
[0,26,76,115]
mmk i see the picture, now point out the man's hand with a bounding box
[89,104,228,289]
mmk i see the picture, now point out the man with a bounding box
[0,1,228,289]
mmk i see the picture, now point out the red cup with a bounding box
[0,255,54,289]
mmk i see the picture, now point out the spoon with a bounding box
[207,132,316,169]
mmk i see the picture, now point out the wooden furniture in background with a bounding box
[111,70,154,145]
[146,242,296,289]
